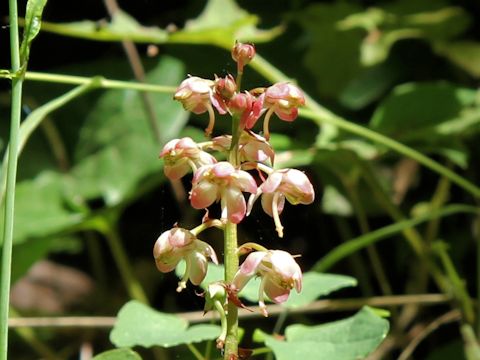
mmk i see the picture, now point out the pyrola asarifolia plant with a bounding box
[153,42,314,359]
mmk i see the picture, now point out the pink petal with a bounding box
[233,252,267,291]
[261,172,283,193]
[223,188,246,224]
[235,171,257,193]
[190,181,218,209]
[264,278,290,304]
[187,252,208,286]
[212,162,235,178]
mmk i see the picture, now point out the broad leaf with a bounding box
[435,41,480,78]
[371,82,477,135]
[110,301,221,348]
[38,0,282,48]
[263,307,389,360]
[71,56,186,205]
[5,171,85,244]
[92,348,142,360]
[19,0,48,67]
[295,3,364,98]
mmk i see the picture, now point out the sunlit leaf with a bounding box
[263,307,389,360]
[110,301,221,348]
[37,0,282,48]
[435,41,480,78]
[19,0,48,67]
[92,348,142,360]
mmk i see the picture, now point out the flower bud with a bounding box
[214,74,237,99]
[231,42,256,72]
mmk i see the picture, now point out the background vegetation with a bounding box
[1,0,480,359]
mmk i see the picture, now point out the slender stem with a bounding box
[224,114,241,359]
[299,108,480,199]
[0,1,22,358]
[186,344,205,360]
[0,70,176,94]
[224,221,239,359]
[97,218,149,304]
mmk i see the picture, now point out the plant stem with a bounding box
[224,115,241,359]
[224,221,239,359]
[299,109,480,199]
[0,70,176,94]
[96,218,149,304]
[0,0,22,358]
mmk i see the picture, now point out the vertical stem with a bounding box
[0,0,22,358]
[224,114,241,359]
[224,221,239,359]
[97,219,149,304]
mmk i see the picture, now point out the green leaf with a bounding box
[0,82,96,204]
[110,301,221,348]
[92,348,142,360]
[71,56,186,205]
[321,185,353,217]
[38,0,282,48]
[339,63,402,110]
[263,307,389,360]
[19,0,48,67]
[295,3,364,98]
[283,273,357,309]
[3,171,85,244]
[435,41,480,78]
[370,82,477,135]
[237,272,356,308]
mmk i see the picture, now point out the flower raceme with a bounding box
[248,168,315,237]
[190,162,257,224]
[233,250,302,316]
[153,227,218,292]
[160,137,216,180]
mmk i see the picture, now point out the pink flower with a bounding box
[190,162,257,224]
[174,76,227,136]
[212,131,274,165]
[249,169,314,237]
[159,137,216,180]
[214,74,237,99]
[231,42,256,73]
[262,82,305,139]
[228,92,264,130]
[153,227,218,291]
[233,250,302,316]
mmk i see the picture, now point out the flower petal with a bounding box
[190,180,218,209]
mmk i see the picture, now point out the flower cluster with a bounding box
[153,42,314,351]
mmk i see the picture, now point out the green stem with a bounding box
[299,109,480,199]
[224,115,241,359]
[0,70,176,94]
[0,1,23,358]
[224,221,239,359]
[433,242,475,324]
[96,218,149,304]
[313,204,480,272]
[186,344,205,360]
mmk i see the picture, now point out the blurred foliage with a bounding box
[2,0,480,359]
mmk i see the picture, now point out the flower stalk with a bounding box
[154,42,312,360]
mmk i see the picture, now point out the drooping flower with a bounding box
[212,131,274,165]
[228,91,264,130]
[190,162,257,224]
[232,250,302,316]
[214,74,237,99]
[174,76,227,136]
[248,169,314,237]
[160,137,216,180]
[231,42,256,73]
[153,227,218,292]
[262,82,305,139]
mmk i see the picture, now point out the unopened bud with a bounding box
[232,42,255,72]
[214,74,237,99]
